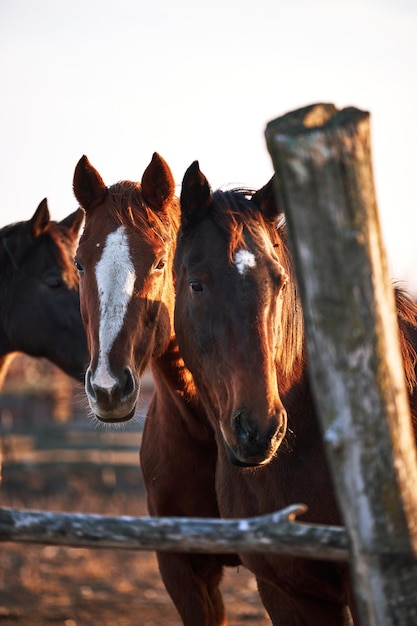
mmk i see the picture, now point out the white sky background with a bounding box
[1,0,416,294]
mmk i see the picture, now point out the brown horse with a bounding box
[173,161,417,625]
[73,153,239,626]
[0,199,88,387]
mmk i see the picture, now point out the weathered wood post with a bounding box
[266,104,417,625]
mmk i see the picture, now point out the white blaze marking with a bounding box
[93,226,136,391]
[233,249,256,275]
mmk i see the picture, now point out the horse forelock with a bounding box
[210,189,255,261]
[107,181,180,248]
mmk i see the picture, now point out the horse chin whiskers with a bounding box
[93,405,137,425]
[92,416,127,432]
[91,417,127,431]
[88,411,105,431]
[73,387,91,414]
[135,394,149,429]
[87,406,141,431]
[222,430,278,468]
[89,414,115,431]
[225,442,276,468]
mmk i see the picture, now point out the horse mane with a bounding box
[49,221,81,288]
[274,221,306,382]
[395,286,417,394]
[0,220,78,288]
[0,220,29,246]
[0,223,23,287]
[107,181,180,248]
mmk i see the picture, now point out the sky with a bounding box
[1,0,416,294]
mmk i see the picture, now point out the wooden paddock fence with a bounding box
[1,104,417,625]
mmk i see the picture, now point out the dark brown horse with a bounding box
[0,199,88,387]
[173,161,417,625]
[73,153,239,626]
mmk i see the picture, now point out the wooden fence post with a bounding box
[266,104,417,625]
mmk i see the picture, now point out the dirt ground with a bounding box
[0,462,270,626]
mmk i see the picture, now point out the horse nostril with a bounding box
[121,367,135,399]
[232,409,256,444]
[85,368,96,401]
[232,408,287,446]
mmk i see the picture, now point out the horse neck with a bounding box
[150,336,212,439]
[151,337,197,403]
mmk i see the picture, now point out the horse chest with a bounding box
[215,441,341,526]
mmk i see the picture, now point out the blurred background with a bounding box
[1,0,416,294]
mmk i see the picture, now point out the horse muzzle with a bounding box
[85,365,139,423]
[223,407,288,467]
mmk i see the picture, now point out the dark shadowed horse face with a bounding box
[174,162,294,467]
[73,153,179,423]
[0,199,87,381]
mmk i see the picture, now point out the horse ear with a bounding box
[59,208,85,240]
[180,161,212,228]
[141,152,175,213]
[252,175,284,222]
[73,155,107,213]
[30,198,51,238]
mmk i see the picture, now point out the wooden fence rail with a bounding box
[0,504,348,561]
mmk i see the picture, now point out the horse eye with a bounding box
[154,258,167,271]
[189,280,204,294]
[74,258,84,274]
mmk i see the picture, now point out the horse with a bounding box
[73,152,240,626]
[0,199,88,387]
[173,161,417,625]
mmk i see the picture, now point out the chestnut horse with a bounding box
[73,153,239,626]
[0,199,88,387]
[173,161,417,625]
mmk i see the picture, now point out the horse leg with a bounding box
[156,552,226,626]
[257,578,354,626]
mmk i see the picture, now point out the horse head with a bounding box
[174,162,302,466]
[73,153,179,423]
[0,199,87,382]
